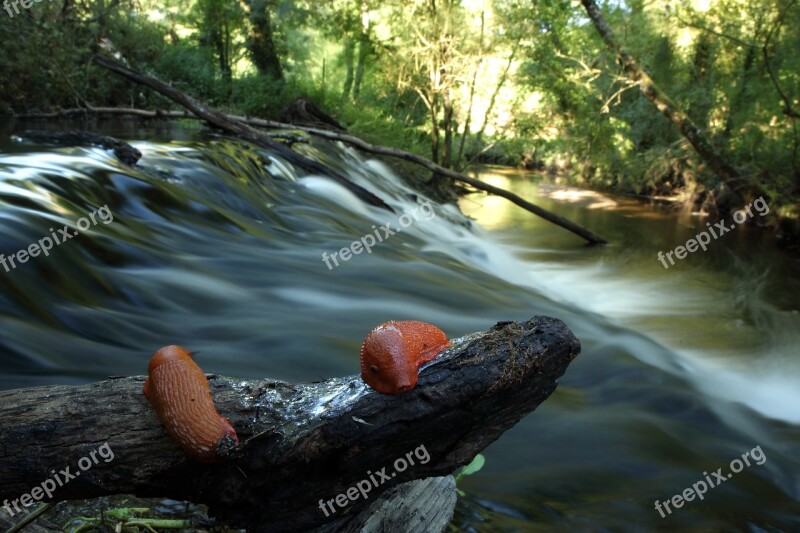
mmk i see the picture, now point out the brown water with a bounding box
[0,120,798,531]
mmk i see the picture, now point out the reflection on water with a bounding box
[0,125,798,530]
[461,168,800,425]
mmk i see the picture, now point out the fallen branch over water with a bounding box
[0,316,580,532]
[67,56,609,244]
[88,56,391,211]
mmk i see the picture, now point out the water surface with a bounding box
[0,120,798,530]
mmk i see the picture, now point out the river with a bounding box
[1,120,798,530]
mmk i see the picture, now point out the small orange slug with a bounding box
[143,345,239,463]
[360,321,450,394]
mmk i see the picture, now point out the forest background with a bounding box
[1,0,798,222]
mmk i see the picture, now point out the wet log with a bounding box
[0,316,580,532]
[17,130,142,165]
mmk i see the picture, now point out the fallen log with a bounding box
[83,55,608,245]
[0,316,580,532]
[16,130,142,165]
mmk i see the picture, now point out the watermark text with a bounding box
[322,201,435,270]
[3,442,115,517]
[318,443,430,516]
[0,205,114,274]
[657,196,769,269]
[654,444,766,518]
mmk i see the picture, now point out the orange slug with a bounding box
[143,345,239,463]
[360,320,450,394]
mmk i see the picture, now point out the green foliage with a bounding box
[154,42,218,99]
[230,75,308,117]
[0,0,797,208]
[455,453,485,496]
[64,506,191,532]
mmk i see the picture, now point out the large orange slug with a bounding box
[143,345,239,463]
[360,321,450,394]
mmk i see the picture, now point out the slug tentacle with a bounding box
[360,320,450,394]
[143,345,239,463]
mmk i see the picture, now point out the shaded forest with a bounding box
[1,0,798,227]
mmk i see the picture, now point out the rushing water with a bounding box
[1,120,798,531]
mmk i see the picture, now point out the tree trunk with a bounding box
[244,0,283,80]
[474,49,514,150]
[579,0,740,185]
[0,316,581,532]
[352,31,369,100]
[342,36,355,99]
[687,33,713,131]
[429,92,441,165]
[723,45,757,137]
[441,87,454,169]
[456,10,485,170]
[215,31,231,83]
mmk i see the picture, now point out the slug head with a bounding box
[360,323,420,394]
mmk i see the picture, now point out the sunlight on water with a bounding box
[459,170,800,425]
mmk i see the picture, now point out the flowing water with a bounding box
[1,120,798,531]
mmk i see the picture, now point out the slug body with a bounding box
[143,345,238,463]
[360,320,450,394]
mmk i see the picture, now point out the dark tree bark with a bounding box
[18,130,141,165]
[342,36,356,99]
[441,87,454,169]
[244,0,283,80]
[429,95,441,165]
[723,45,757,137]
[687,33,713,130]
[0,317,581,532]
[352,23,370,100]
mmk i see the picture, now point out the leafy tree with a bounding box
[192,0,247,83]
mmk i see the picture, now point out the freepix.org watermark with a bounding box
[3,0,55,18]
[3,442,115,517]
[654,444,766,518]
[318,443,431,517]
[657,196,769,269]
[322,201,435,270]
[0,205,113,274]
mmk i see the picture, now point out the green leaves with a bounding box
[455,453,485,496]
